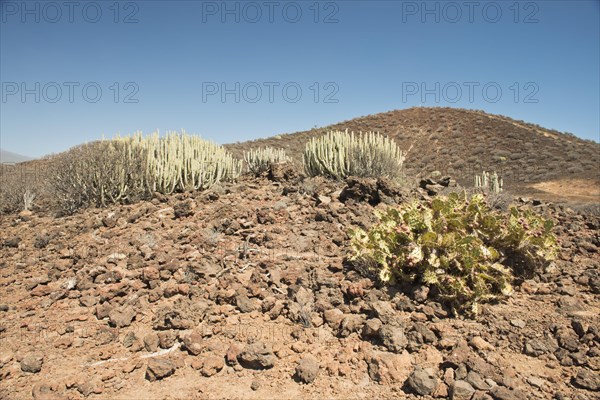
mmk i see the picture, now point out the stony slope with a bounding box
[0,175,598,399]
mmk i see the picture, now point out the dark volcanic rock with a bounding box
[235,291,255,313]
[338,314,366,337]
[450,380,475,400]
[362,318,383,339]
[489,385,527,400]
[101,212,119,228]
[340,177,405,206]
[523,338,558,357]
[173,200,195,219]
[2,236,20,248]
[572,368,600,391]
[408,367,439,395]
[379,324,408,353]
[20,353,43,373]
[269,163,299,182]
[153,308,193,330]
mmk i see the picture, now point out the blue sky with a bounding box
[1,0,599,158]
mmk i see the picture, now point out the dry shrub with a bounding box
[50,140,149,214]
[0,163,45,214]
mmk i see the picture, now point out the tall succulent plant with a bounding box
[303,130,405,180]
[475,171,503,193]
[124,131,242,194]
[243,147,291,175]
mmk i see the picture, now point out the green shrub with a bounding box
[303,130,405,180]
[348,192,557,316]
[243,147,291,176]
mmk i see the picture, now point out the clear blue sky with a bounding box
[1,0,599,158]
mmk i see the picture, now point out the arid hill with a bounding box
[225,107,600,203]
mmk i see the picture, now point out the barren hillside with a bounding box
[225,107,600,202]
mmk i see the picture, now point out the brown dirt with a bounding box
[529,179,600,203]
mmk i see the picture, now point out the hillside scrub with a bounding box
[348,192,558,316]
[51,139,149,213]
[0,164,42,213]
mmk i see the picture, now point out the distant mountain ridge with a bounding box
[0,149,33,164]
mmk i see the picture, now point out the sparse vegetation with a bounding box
[50,131,242,213]
[348,192,557,316]
[0,164,42,214]
[22,189,36,211]
[225,108,600,191]
[471,170,510,209]
[51,139,149,213]
[475,171,503,193]
[243,147,291,176]
[303,130,405,180]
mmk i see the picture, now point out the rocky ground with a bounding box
[0,172,599,400]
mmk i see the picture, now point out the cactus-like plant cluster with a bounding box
[348,192,557,316]
[126,131,242,193]
[22,189,36,211]
[51,131,241,213]
[243,147,291,176]
[475,171,503,193]
[303,130,405,180]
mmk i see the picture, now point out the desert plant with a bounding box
[50,139,149,213]
[49,131,242,213]
[348,192,557,316]
[22,189,36,211]
[128,131,242,194]
[475,171,503,193]
[0,164,41,213]
[303,130,405,180]
[243,147,291,176]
